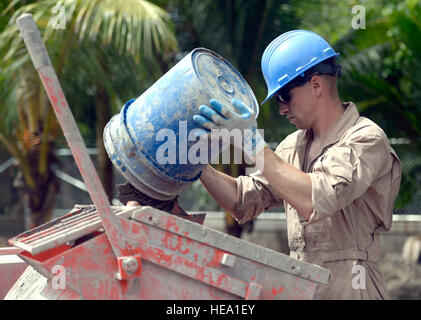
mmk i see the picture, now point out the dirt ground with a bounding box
[379,253,421,300]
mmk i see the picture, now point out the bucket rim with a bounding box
[190,47,260,118]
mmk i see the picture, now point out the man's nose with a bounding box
[278,102,289,115]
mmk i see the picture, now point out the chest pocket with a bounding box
[315,147,353,185]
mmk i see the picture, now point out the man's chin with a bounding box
[294,122,310,130]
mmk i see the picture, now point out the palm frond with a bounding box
[73,0,178,59]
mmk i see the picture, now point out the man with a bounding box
[193,30,402,299]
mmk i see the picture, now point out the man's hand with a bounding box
[193,98,257,131]
[193,98,268,162]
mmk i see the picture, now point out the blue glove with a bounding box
[193,98,268,162]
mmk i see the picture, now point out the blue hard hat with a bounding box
[261,30,340,105]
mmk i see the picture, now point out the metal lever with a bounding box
[16,13,140,279]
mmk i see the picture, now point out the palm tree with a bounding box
[0,0,178,227]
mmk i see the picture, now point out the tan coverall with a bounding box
[233,102,402,299]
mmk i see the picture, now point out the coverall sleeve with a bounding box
[233,171,284,224]
[304,128,389,224]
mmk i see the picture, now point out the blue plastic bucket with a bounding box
[104,48,259,200]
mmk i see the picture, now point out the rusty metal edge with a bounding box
[130,206,331,285]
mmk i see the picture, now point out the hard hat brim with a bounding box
[260,52,340,105]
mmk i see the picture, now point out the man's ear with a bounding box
[310,75,323,97]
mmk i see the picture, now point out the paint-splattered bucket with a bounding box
[104,48,259,200]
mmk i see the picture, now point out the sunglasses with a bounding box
[274,72,323,104]
[275,90,292,104]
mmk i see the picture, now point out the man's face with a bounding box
[278,83,315,130]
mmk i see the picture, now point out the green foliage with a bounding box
[0,0,178,134]
[392,143,421,211]
[336,1,421,139]
[330,0,421,210]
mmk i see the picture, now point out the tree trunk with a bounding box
[13,144,59,229]
[28,178,59,228]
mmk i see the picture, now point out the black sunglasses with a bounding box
[275,72,322,104]
[275,62,342,103]
[275,89,292,104]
